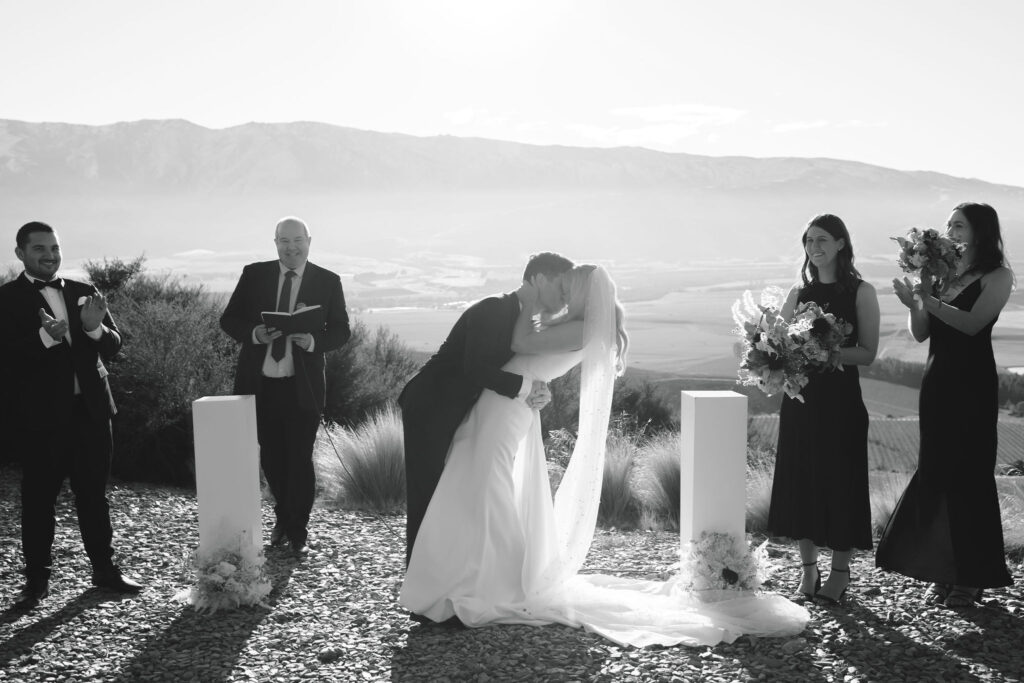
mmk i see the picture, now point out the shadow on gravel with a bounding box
[391,622,605,681]
[950,598,1024,681]
[106,552,296,682]
[0,589,135,669]
[808,599,986,681]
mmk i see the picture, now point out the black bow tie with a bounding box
[34,278,64,290]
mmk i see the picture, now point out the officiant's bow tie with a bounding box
[34,279,64,290]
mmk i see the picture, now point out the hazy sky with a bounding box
[2,0,1022,186]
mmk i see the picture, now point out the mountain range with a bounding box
[1,118,1021,302]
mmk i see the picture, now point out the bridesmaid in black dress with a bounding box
[767,214,880,605]
[877,202,1014,607]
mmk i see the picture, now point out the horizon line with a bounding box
[2,115,1019,190]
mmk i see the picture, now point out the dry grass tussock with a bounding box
[314,404,405,514]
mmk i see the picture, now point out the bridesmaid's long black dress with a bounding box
[876,278,1012,587]
[768,280,873,551]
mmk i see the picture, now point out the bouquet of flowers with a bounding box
[732,286,852,403]
[788,301,853,370]
[677,531,769,592]
[175,547,271,613]
[891,227,965,297]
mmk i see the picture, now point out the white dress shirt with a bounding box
[256,262,316,378]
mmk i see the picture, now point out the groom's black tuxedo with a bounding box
[0,273,122,579]
[398,292,526,562]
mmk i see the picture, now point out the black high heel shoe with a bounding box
[799,561,821,600]
[814,566,850,606]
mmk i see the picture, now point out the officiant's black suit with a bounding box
[398,292,525,562]
[0,273,123,584]
[220,260,350,548]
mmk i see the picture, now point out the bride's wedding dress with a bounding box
[400,269,808,647]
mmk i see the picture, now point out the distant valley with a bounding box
[1,118,1022,310]
[3,118,1023,393]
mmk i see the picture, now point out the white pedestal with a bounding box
[679,391,748,546]
[192,395,262,562]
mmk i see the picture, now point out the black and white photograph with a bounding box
[1,1,1022,681]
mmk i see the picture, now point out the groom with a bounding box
[399,252,574,563]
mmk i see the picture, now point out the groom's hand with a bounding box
[526,380,551,410]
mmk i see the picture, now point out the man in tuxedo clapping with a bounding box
[220,217,351,556]
[0,221,143,611]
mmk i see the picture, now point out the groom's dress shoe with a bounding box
[92,568,144,593]
[14,578,49,610]
[270,523,287,546]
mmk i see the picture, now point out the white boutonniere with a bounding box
[295,302,306,310]
[77,296,87,306]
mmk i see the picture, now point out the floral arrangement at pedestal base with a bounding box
[174,545,271,613]
[677,531,769,593]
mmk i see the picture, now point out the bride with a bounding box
[400,264,808,647]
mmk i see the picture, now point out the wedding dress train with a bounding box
[400,269,808,647]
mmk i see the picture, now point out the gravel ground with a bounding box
[1,464,1023,683]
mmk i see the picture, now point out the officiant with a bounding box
[220,216,350,555]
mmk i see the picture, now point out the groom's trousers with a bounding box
[401,414,455,565]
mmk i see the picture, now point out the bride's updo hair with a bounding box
[565,264,629,374]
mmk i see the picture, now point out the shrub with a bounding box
[541,367,583,435]
[611,380,678,433]
[324,319,420,427]
[106,275,237,484]
[83,255,146,294]
[314,404,405,513]
[0,264,18,285]
[544,427,576,493]
[542,369,677,436]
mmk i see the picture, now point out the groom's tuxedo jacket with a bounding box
[0,274,120,431]
[399,292,524,438]
[220,260,350,414]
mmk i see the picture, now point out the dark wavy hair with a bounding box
[953,202,1012,278]
[800,213,862,293]
[522,251,574,281]
[16,221,55,249]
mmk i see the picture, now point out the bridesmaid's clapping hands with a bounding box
[892,277,919,310]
